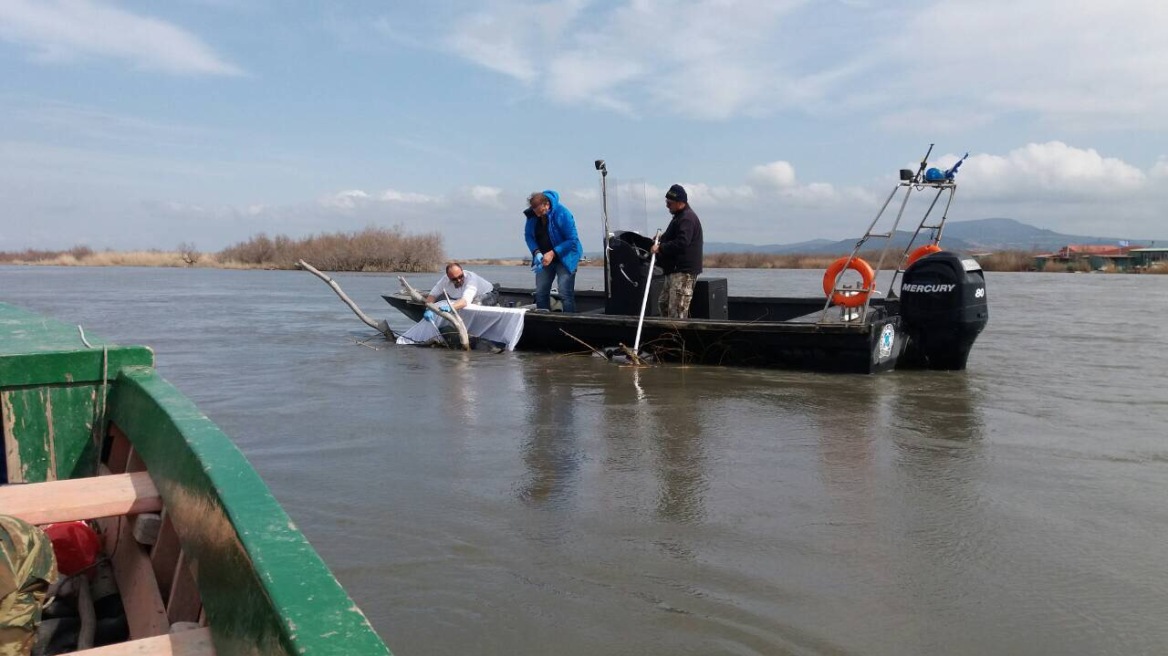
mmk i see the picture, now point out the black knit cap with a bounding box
[665,184,687,203]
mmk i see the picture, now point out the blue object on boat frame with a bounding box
[924,167,946,182]
[945,152,970,179]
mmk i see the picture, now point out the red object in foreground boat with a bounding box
[43,521,100,576]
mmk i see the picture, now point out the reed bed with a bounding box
[704,252,840,269]
[1,226,445,272]
[218,226,443,272]
[6,238,1160,275]
[0,248,215,268]
[973,250,1039,272]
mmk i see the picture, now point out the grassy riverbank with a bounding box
[1,227,445,272]
[5,241,1165,274]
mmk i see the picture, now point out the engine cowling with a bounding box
[899,251,988,370]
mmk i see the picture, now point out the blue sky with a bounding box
[2,0,1165,258]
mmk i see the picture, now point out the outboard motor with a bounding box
[606,231,665,316]
[899,251,988,370]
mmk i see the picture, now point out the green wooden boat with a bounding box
[0,302,392,655]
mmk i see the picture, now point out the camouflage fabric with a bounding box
[658,272,697,319]
[0,515,57,656]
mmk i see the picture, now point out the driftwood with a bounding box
[297,260,394,338]
[618,343,650,367]
[397,276,470,350]
[559,329,606,358]
[559,328,651,366]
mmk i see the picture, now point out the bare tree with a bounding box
[178,242,201,266]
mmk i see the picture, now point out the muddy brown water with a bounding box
[4,265,1167,655]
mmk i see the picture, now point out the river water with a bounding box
[3,265,1167,655]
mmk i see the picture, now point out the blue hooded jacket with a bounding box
[524,189,584,273]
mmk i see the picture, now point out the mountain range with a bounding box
[705,218,1162,255]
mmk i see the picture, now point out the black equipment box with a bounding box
[689,278,728,320]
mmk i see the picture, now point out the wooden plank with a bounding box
[105,510,170,638]
[126,448,146,474]
[0,471,161,525]
[70,626,215,655]
[167,550,202,624]
[106,424,132,475]
[151,511,181,602]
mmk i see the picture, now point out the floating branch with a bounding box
[559,328,606,358]
[397,276,470,350]
[297,260,394,338]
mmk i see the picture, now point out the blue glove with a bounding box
[531,252,543,272]
[437,302,452,312]
[422,309,436,323]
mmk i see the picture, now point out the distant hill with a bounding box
[706,218,1159,255]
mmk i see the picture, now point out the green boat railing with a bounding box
[0,302,392,655]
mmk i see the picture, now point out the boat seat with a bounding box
[70,625,215,655]
[0,472,162,525]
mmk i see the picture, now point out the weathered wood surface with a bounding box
[0,471,162,525]
[397,276,470,350]
[69,626,215,656]
[99,509,170,639]
[297,260,393,338]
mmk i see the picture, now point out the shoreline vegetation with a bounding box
[0,227,444,272]
[2,228,1164,274]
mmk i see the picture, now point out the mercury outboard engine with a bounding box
[899,251,988,370]
[606,231,665,316]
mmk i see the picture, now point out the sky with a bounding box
[1,0,1166,258]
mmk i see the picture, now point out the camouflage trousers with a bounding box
[659,273,697,319]
[0,515,57,656]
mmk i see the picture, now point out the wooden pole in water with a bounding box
[297,260,393,338]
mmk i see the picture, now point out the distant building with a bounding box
[1033,244,1144,272]
[1128,247,1168,271]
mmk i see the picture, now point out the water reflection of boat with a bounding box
[386,152,989,373]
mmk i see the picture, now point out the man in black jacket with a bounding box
[651,184,704,318]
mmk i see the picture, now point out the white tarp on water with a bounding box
[396,305,528,351]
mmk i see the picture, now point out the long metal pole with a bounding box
[598,161,611,299]
[633,229,662,353]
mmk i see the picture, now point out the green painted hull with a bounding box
[0,302,392,655]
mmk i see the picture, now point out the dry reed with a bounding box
[219,225,443,272]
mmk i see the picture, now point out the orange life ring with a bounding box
[822,257,876,308]
[905,243,942,267]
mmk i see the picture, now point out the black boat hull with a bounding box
[382,290,908,374]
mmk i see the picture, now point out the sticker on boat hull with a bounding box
[878,324,896,360]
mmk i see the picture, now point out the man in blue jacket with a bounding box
[525,190,584,312]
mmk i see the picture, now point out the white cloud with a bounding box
[429,0,1167,129]
[379,189,438,203]
[465,185,504,207]
[6,98,212,145]
[444,0,586,83]
[441,0,806,118]
[6,138,1167,255]
[869,0,1168,129]
[749,161,797,189]
[1150,158,1168,180]
[324,189,370,210]
[0,0,243,75]
[956,142,1147,201]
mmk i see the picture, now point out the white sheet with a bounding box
[396,305,528,351]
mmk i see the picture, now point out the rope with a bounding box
[80,323,110,475]
[77,324,93,348]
